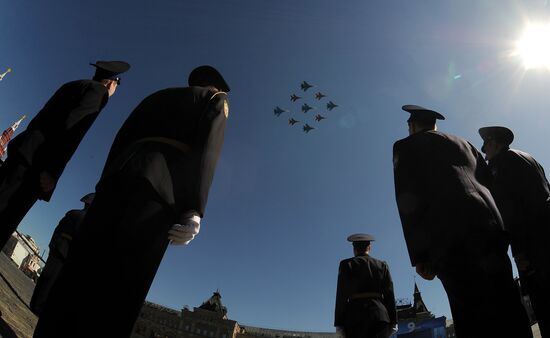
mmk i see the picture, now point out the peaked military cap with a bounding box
[80,193,95,204]
[479,126,514,145]
[347,233,376,242]
[188,65,230,92]
[90,60,130,82]
[479,126,514,153]
[402,105,445,123]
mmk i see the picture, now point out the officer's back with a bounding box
[335,234,397,338]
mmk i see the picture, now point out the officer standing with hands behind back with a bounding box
[479,126,550,337]
[34,65,231,338]
[335,234,398,338]
[0,60,130,249]
[393,105,532,338]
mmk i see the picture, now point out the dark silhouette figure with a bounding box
[34,65,230,338]
[335,234,397,338]
[393,105,533,338]
[480,126,550,337]
[0,61,129,249]
[29,193,94,315]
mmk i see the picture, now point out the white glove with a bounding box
[385,323,398,337]
[391,323,398,334]
[168,215,201,245]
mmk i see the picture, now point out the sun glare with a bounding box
[516,23,550,70]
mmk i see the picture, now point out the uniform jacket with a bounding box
[48,208,87,257]
[98,86,228,218]
[7,80,109,201]
[334,254,397,328]
[488,149,550,258]
[393,130,504,266]
[53,209,87,238]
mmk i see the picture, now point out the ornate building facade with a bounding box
[131,291,337,338]
[132,285,456,338]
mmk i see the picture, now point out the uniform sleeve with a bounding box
[41,85,107,191]
[53,210,84,238]
[381,262,397,324]
[64,84,109,129]
[334,261,348,327]
[393,139,433,266]
[42,84,108,181]
[473,146,493,189]
[492,155,535,256]
[188,92,229,217]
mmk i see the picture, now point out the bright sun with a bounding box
[516,23,550,70]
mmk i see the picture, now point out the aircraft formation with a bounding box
[272,81,339,134]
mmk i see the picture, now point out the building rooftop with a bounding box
[198,290,228,318]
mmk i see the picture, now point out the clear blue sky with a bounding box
[2,0,550,332]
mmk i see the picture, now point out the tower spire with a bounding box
[11,115,26,131]
[1,115,27,158]
[413,282,429,314]
[0,68,12,81]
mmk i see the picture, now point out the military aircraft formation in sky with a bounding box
[273,81,339,133]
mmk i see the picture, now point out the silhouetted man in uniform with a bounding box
[0,61,130,249]
[479,126,550,337]
[35,65,230,338]
[393,105,532,338]
[335,234,397,338]
[29,192,95,316]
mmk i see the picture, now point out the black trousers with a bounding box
[344,321,389,338]
[437,241,533,338]
[0,157,39,249]
[343,301,390,338]
[30,249,65,316]
[526,228,550,337]
[34,176,175,338]
[523,270,550,337]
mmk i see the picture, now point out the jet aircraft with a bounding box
[314,114,326,122]
[314,92,326,100]
[289,118,300,125]
[326,101,338,111]
[273,106,288,117]
[301,103,313,113]
[300,81,314,91]
[303,124,315,133]
[290,94,302,102]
